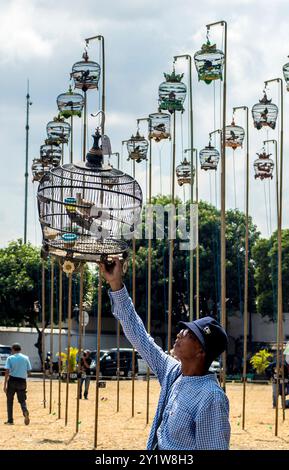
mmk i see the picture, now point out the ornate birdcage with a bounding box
[71,50,101,92]
[158,69,187,114]
[57,86,84,119]
[176,157,194,186]
[252,91,278,130]
[37,128,143,263]
[127,131,148,162]
[40,139,62,165]
[253,150,274,180]
[199,142,220,170]
[148,112,171,142]
[283,57,289,91]
[225,118,245,150]
[194,39,224,84]
[31,159,50,182]
[47,116,71,144]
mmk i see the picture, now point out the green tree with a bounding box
[253,229,289,320]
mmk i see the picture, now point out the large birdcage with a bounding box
[71,50,101,92]
[252,92,278,130]
[57,86,84,119]
[194,39,224,84]
[148,112,171,142]
[127,131,148,162]
[158,69,187,114]
[225,118,245,150]
[253,150,274,180]
[199,142,220,170]
[47,116,71,144]
[37,129,143,262]
[176,157,194,186]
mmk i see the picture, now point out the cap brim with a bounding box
[178,321,206,350]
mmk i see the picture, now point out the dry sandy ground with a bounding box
[0,378,289,450]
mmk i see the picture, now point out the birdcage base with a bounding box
[46,237,128,263]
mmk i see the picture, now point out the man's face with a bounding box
[173,328,205,362]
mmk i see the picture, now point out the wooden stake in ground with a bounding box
[41,259,46,409]
[94,271,102,449]
[58,265,63,419]
[65,273,73,426]
[49,257,54,414]
[76,264,84,433]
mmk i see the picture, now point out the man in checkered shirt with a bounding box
[100,259,230,450]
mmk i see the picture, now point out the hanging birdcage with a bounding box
[148,112,171,142]
[37,128,143,262]
[47,116,71,144]
[158,69,187,114]
[57,86,84,119]
[176,157,194,186]
[199,142,220,170]
[194,39,224,84]
[127,131,148,162]
[40,139,62,165]
[253,150,274,180]
[31,159,51,182]
[252,91,278,130]
[71,50,101,92]
[283,57,289,91]
[225,118,245,150]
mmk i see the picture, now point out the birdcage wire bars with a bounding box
[37,131,143,262]
[158,69,187,114]
[252,91,278,130]
[199,142,220,170]
[225,118,245,150]
[253,150,274,180]
[47,116,71,144]
[176,157,194,186]
[57,86,84,119]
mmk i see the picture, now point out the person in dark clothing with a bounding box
[3,343,31,425]
[79,350,92,399]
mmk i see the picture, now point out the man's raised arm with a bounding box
[100,259,179,385]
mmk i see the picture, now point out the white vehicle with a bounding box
[0,345,11,372]
[209,360,221,375]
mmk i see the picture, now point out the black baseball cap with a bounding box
[178,316,228,363]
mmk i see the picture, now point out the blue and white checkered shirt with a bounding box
[109,285,230,450]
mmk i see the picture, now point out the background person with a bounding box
[3,343,31,425]
[79,349,92,399]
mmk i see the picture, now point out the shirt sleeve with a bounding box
[4,357,11,370]
[109,285,178,385]
[26,357,32,371]
[195,393,231,450]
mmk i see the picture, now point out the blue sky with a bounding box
[0,0,289,246]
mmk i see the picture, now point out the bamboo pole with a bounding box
[233,106,249,430]
[195,149,199,319]
[76,264,84,433]
[49,258,54,414]
[65,273,72,426]
[94,273,102,449]
[207,20,227,390]
[173,54,194,321]
[42,259,46,409]
[168,112,176,352]
[57,265,63,419]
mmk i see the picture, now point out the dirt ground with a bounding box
[0,378,289,450]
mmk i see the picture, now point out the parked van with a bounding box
[90,348,150,378]
[0,345,11,372]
